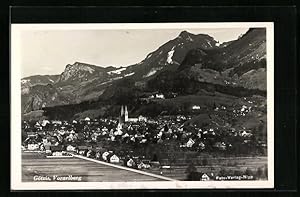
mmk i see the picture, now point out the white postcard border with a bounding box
[11,22,274,190]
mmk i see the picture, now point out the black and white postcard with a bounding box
[11,22,274,190]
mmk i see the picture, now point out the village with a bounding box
[22,100,267,181]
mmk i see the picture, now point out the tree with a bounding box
[185,163,200,181]
[263,165,268,178]
[219,167,227,176]
[256,167,263,179]
[245,167,254,176]
[233,170,242,176]
[21,130,27,142]
[187,171,201,181]
[152,154,158,161]
[182,101,192,114]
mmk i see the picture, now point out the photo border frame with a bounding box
[7,8,298,192]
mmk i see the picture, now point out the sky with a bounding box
[18,27,249,78]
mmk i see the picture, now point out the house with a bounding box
[137,161,151,169]
[91,133,99,142]
[102,151,110,161]
[87,146,93,150]
[155,93,165,99]
[150,161,160,168]
[196,132,202,138]
[161,165,171,169]
[58,130,65,136]
[128,118,138,122]
[86,149,94,158]
[39,143,45,151]
[50,145,64,156]
[258,141,267,147]
[52,120,62,125]
[27,132,37,138]
[41,120,50,126]
[138,115,147,122]
[66,145,76,152]
[110,136,116,141]
[201,173,210,181]
[130,136,135,142]
[180,144,187,148]
[114,129,123,136]
[239,130,252,137]
[27,143,39,151]
[186,138,195,148]
[95,152,102,159]
[198,142,206,150]
[240,105,248,112]
[42,138,48,145]
[122,133,130,139]
[213,142,226,150]
[109,154,120,163]
[37,131,45,136]
[126,158,136,167]
[77,146,88,155]
[102,127,108,132]
[140,139,147,144]
[192,105,201,110]
[44,145,51,154]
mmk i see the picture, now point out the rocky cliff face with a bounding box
[21,75,60,94]
[58,62,116,83]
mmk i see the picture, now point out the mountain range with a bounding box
[21,28,267,120]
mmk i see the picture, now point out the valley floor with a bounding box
[22,152,267,182]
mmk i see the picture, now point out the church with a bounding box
[117,105,130,132]
[118,105,139,124]
[117,105,148,133]
[119,105,128,124]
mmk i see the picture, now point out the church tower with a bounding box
[118,105,124,130]
[119,105,124,124]
[124,105,128,122]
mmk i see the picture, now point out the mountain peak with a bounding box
[64,62,105,72]
[178,31,214,43]
[65,62,87,69]
[60,62,98,82]
[178,30,195,38]
[72,61,95,68]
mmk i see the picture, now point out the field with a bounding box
[22,152,167,182]
[22,152,268,182]
[146,156,268,180]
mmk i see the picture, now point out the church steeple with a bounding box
[119,105,129,124]
[119,105,124,124]
[124,105,128,122]
[121,105,124,116]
